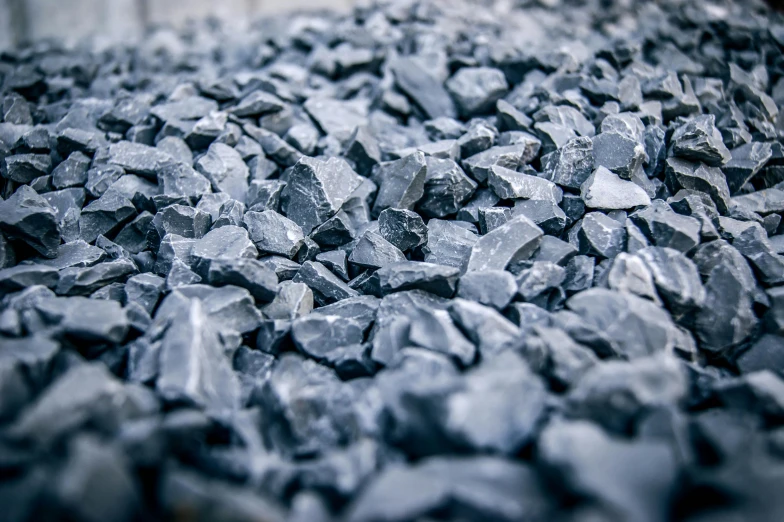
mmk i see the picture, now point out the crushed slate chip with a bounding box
[1,0,784,520]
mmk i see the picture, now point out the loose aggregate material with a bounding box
[1,0,784,520]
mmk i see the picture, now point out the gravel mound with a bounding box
[1,0,784,520]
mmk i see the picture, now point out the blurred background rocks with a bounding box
[0,0,354,50]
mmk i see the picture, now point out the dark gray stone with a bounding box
[665,157,731,213]
[194,142,250,203]
[581,166,651,210]
[487,165,562,203]
[422,219,478,271]
[0,185,61,258]
[445,67,508,117]
[207,258,278,302]
[376,261,459,298]
[243,210,304,259]
[566,288,681,359]
[348,231,406,269]
[157,163,212,200]
[578,212,627,259]
[456,270,517,311]
[281,156,363,234]
[2,153,52,183]
[156,298,240,410]
[33,240,104,270]
[371,152,428,216]
[390,57,456,119]
[672,114,732,167]
[378,208,428,252]
[467,215,543,272]
[293,261,360,305]
[417,156,477,218]
[463,145,530,184]
[190,226,258,276]
[630,201,701,253]
[0,264,59,293]
[592,131,646,179]
[723,142,774,194]
[79,191,137,244]
[541,136,594,189]
[109,141,174,180]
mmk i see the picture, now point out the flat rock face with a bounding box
[3,0,784,521]
[281,156,363,234]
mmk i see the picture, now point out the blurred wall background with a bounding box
[0,0,354,49]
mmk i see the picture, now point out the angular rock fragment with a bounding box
[304,97,368,143]
[281,157,363,234]
[371,152,428,215]
[637,247,705,318]
[190,226,258,276]
[0,264,59,293]
[581,166,651,210]
[347,455,551,522]
[52,152,91,189]
[487,165,563,203]
[230,91,286,117]
[723,142,774,194]
[156,299,240,410]
[124,273,165,314]
[463,145,530,184]
[293,261,359,305]
[591,131,645,179]
[630,201,701,253]
[665,157,731,213]
[263,281,313,321]
[605,252,661,303]
[566,288,681,359]
[2,153,52,183]
[79,191,137,244]
[448,299,520,357]
[445,67,508,117]
[151,205,211,244]
[160,284,262,335]
[344,126,381,176]
[109,141,174,179]
[390,57,456,119]
[292,314,365,361]
[541,136,594,189]
[422,219,478,272]
[408,308,476,366]
[513,200,567,236]
[207,258,278,302]
[516,256,566,297]
[577,212,627,259]
[539,419,677,522]
[732,222,784,286]
[0,186,61,258]
[456,270,518,311]
[378,208,427,252]
[157,163,212,200]
[467,215,543,272]
[671,114,731,167]
[417,157,477,218]
[376,261,459,298]
[34,240,104,270]
[478,207,511,234]
[348,231,406,269]
[194,142,249,202]
[8,363,144,447]
[243,210,304,259]
[56,258,138,296]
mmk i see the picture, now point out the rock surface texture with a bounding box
[0,0,783,520]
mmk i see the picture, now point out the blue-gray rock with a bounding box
[467,215,543,272]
